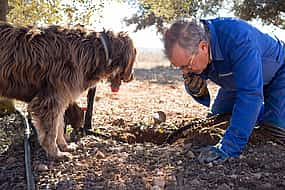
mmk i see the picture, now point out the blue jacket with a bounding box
[189,18,285,156]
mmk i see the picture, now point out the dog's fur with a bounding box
[64,102,84,130]
[0,22,136,159]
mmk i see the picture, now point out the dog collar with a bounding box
[99,32,113,67]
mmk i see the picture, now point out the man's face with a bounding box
[170,41,210,74]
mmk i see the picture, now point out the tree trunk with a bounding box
[0,0,8,22]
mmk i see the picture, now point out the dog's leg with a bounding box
[30,114,47,147]
[64,103,84,130]
[84,87,96,130]
[57,113,78,152]
[29,96,72,160]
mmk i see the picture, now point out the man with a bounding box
[163,17,285,164]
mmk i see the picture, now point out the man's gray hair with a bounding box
[163,18,208,60]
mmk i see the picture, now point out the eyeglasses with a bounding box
[180,54,196,71]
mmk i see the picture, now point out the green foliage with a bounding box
[60,0,105,26]
[124,0,224,33]
[8,0,62,25]
[232,0,285,29]
[125,0,285,33]
[139,0,192,20]
[6,0,122,26]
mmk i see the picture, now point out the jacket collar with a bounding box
[200,19,224,61]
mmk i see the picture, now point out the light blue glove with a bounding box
[198,144,229,164]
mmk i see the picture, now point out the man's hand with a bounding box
[183,73,208,97]
[197,145,229,164]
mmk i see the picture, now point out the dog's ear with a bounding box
[123,47,136,82]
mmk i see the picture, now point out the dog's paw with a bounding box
[48,150,73,161]
[66,143,78,151]
[56,151,73,160]
[59,142,78,152]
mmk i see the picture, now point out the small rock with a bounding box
[55,171,62,177]
[175,151,181,156]
[166,175,177,188]
[183,143,192,151]
[190,179,200,186]
[134,145,144,151]
[185,150,195,159]
[217,183,231,190]
[118,184,126,190]
[268,141,277,146]
[95,150,105,159]
[92,186,104,189]
[6,156,17,164]
[153,111,166,125]
[177,160,183,165]
[154,169,163,175]
[248,148,254,153]
[229,174,238,179]
[75,162,89,168]
[228,183,234,187]
[260,183,272,189]
[252,172,262,179]
[263,172,269,177]
[153,176,165,188]
[207,162,213,167]
[35,164,49,172]
[237,187,248,190]
[239,155,246,159]
[151,185,162,190]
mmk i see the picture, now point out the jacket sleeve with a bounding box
[219,36,263,157]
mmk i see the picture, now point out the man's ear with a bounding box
[198,41,209,52]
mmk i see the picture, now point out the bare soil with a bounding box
[0,60,285,190]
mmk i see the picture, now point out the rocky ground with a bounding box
[0,61,285,190]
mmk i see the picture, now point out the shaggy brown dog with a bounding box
[0,22,136,159]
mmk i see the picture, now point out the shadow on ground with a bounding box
[134,66,182,84]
